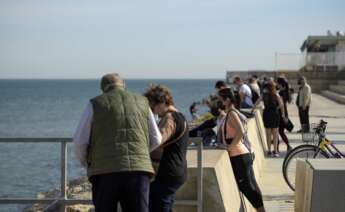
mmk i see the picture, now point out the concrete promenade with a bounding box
[260,94,345,211]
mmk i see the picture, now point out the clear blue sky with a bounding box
[0,0,344,79]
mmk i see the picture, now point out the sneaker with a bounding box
[267,151,272,157]
[272,151,279,158]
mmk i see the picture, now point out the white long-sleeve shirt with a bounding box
[73,102,162,167]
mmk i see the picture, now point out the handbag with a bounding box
[285,118,294,132]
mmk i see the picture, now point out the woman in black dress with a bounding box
[253,81,286,157]
[277,76,292,151]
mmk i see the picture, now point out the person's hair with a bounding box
[216,99,226,111]
[101,73,124,92]
[215,80,226,89]
[248,77,255,84]
[252,74,258,79]
[233,76,242,83]
[143,84,174,106]
[265,81,278,99]
[218,88,238,105]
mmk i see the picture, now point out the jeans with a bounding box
[90,172,150,212]
[149,179,184,212]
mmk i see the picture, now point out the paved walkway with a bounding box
[259,94,345,212]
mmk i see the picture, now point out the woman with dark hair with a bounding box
[277,76,292,151]
[218,88,265,212]
[253,81,287,157]
[144,85,189,212]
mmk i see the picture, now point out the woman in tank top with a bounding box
[144,84,189,212]
[218,88,265,212]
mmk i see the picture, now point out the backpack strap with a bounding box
[226,109,252,153]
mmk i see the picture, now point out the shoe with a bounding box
[296,129,303,133]
[267,151,272,157]
[272,151,279,158]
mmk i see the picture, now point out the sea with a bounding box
[0,79,217,211]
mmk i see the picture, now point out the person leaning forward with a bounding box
[73,73,162,212]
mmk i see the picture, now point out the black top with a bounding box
[156,111,189,185]
[263,93,279,111]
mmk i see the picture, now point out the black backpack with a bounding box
[248,85,259,103]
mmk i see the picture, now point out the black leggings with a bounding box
[230,153,263,208]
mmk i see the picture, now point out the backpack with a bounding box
[248,85,259,103]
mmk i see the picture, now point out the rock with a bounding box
[23,177,93,212]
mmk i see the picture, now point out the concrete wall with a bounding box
[174,149,243,212]
[295,159,345,212]
[174,109,268,212]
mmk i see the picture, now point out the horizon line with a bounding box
[0,77,223,80]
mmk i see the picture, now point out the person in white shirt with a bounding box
[233,76,254,108]
[73,73,161,212]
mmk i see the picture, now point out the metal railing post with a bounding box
[197,140,203,212]
[60,141,67,212]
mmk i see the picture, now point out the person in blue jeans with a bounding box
[144,85,189,212]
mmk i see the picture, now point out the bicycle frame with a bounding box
[320,138,345,158]
[311,120,344,159]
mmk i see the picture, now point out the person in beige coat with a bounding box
[296,76,312,132]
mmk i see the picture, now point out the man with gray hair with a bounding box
[73,73,162,212]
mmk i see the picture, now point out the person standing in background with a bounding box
[253,81,287,157]
[189,102,199,121]
[277,76,292,151]
[248,77,260,104]
[233,76,254,108]
[296,76,312,133]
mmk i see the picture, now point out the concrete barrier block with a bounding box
[295,159,345,212]
[174,149,243,212]
[253,109,268,153]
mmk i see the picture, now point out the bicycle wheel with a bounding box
[282,144,318,171]
[283,145,329,191]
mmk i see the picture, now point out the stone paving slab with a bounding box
[260,94,345,212]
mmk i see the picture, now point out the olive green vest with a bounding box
[87,88,154,177]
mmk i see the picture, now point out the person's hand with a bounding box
[283,116,288,123]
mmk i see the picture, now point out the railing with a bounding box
[275,52,345,71]
[0,138,203,212]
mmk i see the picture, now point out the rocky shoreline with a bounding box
[24,177,93,212]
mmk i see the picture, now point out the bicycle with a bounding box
[282,119,345,191]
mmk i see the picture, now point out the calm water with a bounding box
[0,79,217,211]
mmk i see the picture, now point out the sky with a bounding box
[0,0,344,79]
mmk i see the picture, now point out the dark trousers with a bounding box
[149,179,183,212]
[230,153,264,209]
[90,172,150,212]
[278,126,290,147]
[298,106,310,131]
